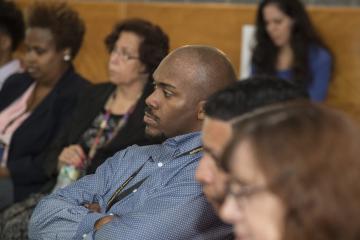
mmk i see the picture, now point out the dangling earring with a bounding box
[64,54,71,62]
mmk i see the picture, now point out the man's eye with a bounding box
[163,90,173,97]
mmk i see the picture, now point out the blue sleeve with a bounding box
[28,150,127,240]
[92,170,231,240]
[308,47,333,102]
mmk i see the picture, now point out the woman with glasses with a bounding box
[53,18,169,177]
[0,18,169,240]
[219,101,360,240]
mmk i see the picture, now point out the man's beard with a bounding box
[144,106,167,143]
[145,127,167,144]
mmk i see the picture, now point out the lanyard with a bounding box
[87,107,133,161]
[106,146,203,212]
[87,89,142,162]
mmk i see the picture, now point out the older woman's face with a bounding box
[219,140,284,240]
[263,3,294,48]
[24,27,66,84]
[108,31,147,85]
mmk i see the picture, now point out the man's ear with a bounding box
[197,100,206,120]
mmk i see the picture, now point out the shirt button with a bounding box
[82,234,87,239]
[109,213,114,216]
[133,189,137,193]
[157,162,163,167]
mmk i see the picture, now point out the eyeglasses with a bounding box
[226,183,268,206]
[224,168,294,205]
[111,48,139,61]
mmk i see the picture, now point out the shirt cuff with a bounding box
[74,212,105,240]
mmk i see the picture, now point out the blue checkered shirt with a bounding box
[29,132,232,239]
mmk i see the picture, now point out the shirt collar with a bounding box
[147,131,202,163]
[163,131,202,158]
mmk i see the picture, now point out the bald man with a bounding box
[29,45,237,240]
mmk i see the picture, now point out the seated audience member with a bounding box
[0,0,25,90]
[196,76,307,213]
[220,102,360,240]
[0,2,88,208]
[0,19,169,240]
[54,18,170,184]
[29,45,237,240]
[251,0,333,101]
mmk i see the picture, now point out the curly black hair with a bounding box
[251,0,332,88]
[105,18,169,76]
[27,1,85,59]
[0,0,25,51]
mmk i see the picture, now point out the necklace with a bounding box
[86,90,141,162]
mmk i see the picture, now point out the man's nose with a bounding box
[196,156,214,184]
[145,89,160,110]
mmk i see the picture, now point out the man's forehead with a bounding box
[153,57,194,89]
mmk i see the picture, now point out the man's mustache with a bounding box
[144,106,160,122]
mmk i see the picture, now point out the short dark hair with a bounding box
[27,2,85,59]
[105,18,169,75]
[0,0,25,51]
[204,76,308,121]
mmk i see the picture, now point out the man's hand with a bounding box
[84,203,114,231]
[84,203,101,213]
[94,215,114,231]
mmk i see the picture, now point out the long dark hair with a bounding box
[251,0,331,88]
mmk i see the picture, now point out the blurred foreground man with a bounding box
[196,76,308,212]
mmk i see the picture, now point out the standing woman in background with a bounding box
[0,2,88,207]
[251,0,333,101]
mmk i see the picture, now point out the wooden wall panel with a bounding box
[308,8,360,121]
[125,3,256,76]
[69,2,126,82]
[13,1,360,122]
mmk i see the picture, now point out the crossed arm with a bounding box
[29,151,228,240]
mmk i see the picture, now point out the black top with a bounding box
[0,66,89,202]
[42,80,156,192]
